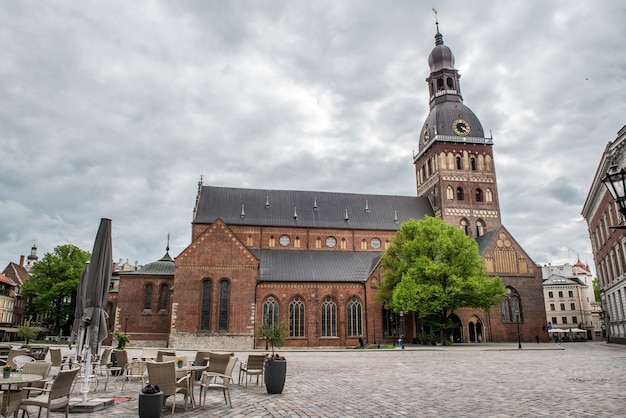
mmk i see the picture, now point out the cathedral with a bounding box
[108,25,548,350]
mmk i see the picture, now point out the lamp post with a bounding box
[515,310,522,349]
[124,314,129,334]
[602,165,626,228]
[399,311,405,349]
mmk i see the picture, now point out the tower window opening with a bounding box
[456,156,462,170]
[475,188,483,202]
[456,187,464,201]
[470,157,476,171]
[446,77,454,89]
[437,78,444,90]
[460,219,469,236]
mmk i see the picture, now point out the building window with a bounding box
[501,288,522,322]
[456,156,462,170]
[548,291,554,298]
[371,238,381,249]
[346,297,363,337]
[246,235,253,246]
[460,218,469,235]
[218,279,229,331]
[159,284,169,311]
[558,291,563,298]
[294,237,301,248]
[383,309,400,337]
[570,303,576,310]
[470,156,476,171]
[340,238,347,249]
[361,239,367,250]
[476,220,485,237]
[568,290,574,297]
[289,297,305,337]
[572,316,578,324]
[262,296,279,327]
[551,317,558,325]
[485,188,493,202]
[316,237,322,249]
[550,303,556,311]
[269,236,275,247]
[446,186,454,200]
[475,188,483,202]
[321,297,337,337]
[456,187,464,200]
[562,317,568,325]
[560,303,566,311]
[144,284,153,311]
[200,280,212,330]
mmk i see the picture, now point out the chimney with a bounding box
[19,255,24,266]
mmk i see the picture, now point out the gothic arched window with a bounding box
[470,157,477,171]
[501,287,522,323]
[159,284,169,311]
[218,279,229,331]
[456,187,464,201]
[485,188,493,202]
[262,296,279,327]
[475,188,483,202]
[456,156,462,170]
[143,284,153,311]
[437,78,444,90]
[460,218,469,236]
[289,297,305,337]
[321,297,337,337]
[200,279,212,330]
[346,297,363,337]
[476,219,486,237]
[446,77,454,89]
[446,186,454,200]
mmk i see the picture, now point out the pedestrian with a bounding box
[359,336,364,349]
[535,335,539,344]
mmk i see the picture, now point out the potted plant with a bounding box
[259,321,287,394]
[138,384,162,418]
[113,332,130,350]
[177,357,183,368]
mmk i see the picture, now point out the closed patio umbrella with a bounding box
[77,218,113,401]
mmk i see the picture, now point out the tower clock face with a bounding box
[422,127,431,144]
[452,119,470,136]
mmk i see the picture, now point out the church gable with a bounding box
[477,226,536,275]
[177,218,257,269]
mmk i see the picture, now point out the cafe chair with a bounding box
[199,356,236,408]
[1,348,28,370]
[48,348,68,376]
[238,354,266,387]
[21,361,53,397]
[146,361,190,417]
[12,355,35,372]
[19,367,80,418]
[93,347,112,376]
[191,351,211,380]
[121,360,147,392]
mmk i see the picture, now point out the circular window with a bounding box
[371,238,381,249]
[325,236,337,248]
[279,235,290,246]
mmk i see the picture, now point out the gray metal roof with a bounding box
[251,249,381,283]
[194,186,434,230]
[543,274,587,287]
[125,252,175,276]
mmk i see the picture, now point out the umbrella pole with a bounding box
[80,328,92,402]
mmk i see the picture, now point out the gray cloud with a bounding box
[2,1,625,272]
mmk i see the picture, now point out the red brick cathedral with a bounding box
[109,27,548,349]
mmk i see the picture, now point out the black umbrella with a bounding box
[76,218,113,400]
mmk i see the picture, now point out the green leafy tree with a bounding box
[22,244,90,335]
[592,277,600,302]
[17,322,38,344]
[377,217,507,343]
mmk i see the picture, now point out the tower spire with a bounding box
[432,8,439,33]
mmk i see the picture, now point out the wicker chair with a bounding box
[146,361,190,417]
[12,355,36,372]
[238,354,266,386]
[48,348,67,375]
[205,352,231,375]
[199,356,236,408]
[19,367,80,418]
[191,351,212,380]
[156,350,176,362]
[3,348,28,369]
[121,359,147,392]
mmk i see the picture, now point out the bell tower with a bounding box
[414,15,501,238]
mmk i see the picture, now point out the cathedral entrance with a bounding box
[468,316,484,343]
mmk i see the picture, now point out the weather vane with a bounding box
[432,8,439,32]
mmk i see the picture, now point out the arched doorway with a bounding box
[445,315,463,343]
[468,316,484,343]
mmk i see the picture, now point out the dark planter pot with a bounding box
[3,370,10,378]
[264,359,287,394]
[110,352,122,376]
[139,391,163,418]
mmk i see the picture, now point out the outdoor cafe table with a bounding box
[0,373,43,417]
[176,365,207,408]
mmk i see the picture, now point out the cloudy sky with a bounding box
[1,1,625,273]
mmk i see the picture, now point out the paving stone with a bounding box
[33,342,626,417]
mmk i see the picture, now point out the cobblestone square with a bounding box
[54,342,625,417]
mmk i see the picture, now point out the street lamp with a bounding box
[602,165,626,228]
[124,314,129,334]
[399,311,405,349]
[515,310,522,349]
